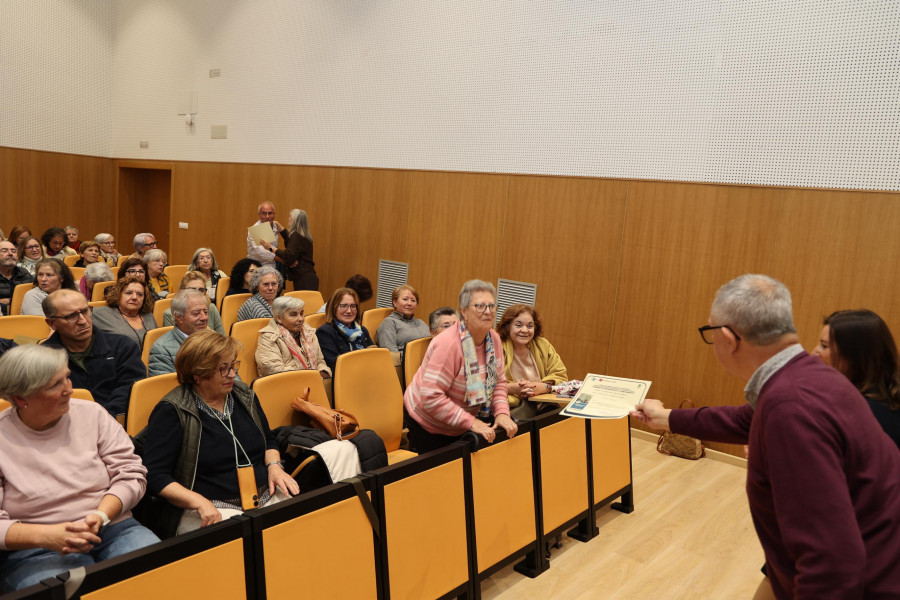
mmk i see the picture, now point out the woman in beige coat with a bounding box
[256,296,331,378]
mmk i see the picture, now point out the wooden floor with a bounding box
[481,434,765,600]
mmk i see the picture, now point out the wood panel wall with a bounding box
[4,145,900,456]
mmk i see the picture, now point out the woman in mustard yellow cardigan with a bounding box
[497,304,568,419]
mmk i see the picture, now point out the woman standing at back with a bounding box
[261,209,318,292]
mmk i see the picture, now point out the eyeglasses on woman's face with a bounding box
[126,268,145,276]
[469,303,496,314]
[217,361,241,378]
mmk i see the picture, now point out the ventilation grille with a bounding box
[495,278,538,324]
[376,260,408,308]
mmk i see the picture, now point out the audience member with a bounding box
[403,280,516,453]
[0,337,16,359]
[92,277,158,349]
[143,248,169,300]
[812,309,900,448]
[497,304,568,419]
[116,257,147,284]
[188,247,227,301]
[149,289,210,376]
[225,258,261,297]
[21,259,77,316]
[162,272,226,335]
[247,202,281,267]
[42,290,146,417]
[94,233,121,266]
[0,345,158,593]
[130,233,158,259]
[236,265,282,322]
[41,227,75,259]
[0,240,33,315]
[316,287,375,372]
[15,235,43,277]
[631,274,900,598]
[260,208,318,291]
[428,307,458,336]
[143,331,298,538]
[64,225,81,251]
[316,274,373,313]
[77,262,114,300]
[74,240,103,267]
[256,296,330,378]
[7,226,31,248]
[376,284,430,353]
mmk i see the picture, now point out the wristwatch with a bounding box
[88,509,111,531]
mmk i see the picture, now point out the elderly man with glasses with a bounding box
[632,274,900,599]
[41,290,146,417]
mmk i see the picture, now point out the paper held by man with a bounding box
[560,374,652,419]
[248,222,277,244]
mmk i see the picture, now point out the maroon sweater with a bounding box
[670,353,900,599]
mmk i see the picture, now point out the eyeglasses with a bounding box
[698,325,742,345]
[141,241,158,248]
[469,303,497,314]
[337,303,358,311]
[52,306,93,325]
[125,268,145,275]
[24,244,41,250]
[218,361,241,377]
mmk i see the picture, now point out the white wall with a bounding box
[3,1,899,190]
[0,0,113,157]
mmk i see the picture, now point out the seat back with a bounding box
[221,293,251,336]
[334,347,404,452]
[92,280,116,301]
[402,337,431,388]
[9,283,32,316]
[126,373,179,435]
[71,388,95,401]
[141,326,174,370]
[284,290,325,312]
[116,255,129,267]
[304,312,326,329]
[0,315,51,341]
[163,264,189,286]
[230,318,269,384]
[68,266,85,280]
[215,276,230,310]
[252,370,331,427]
[63,254,80,266]
[360,307,392,344]
[0,399,10,412]
[88,300,107,308]
[153,298,172,327]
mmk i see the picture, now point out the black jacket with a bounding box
[315,322,374,373]
[0,266,33,315]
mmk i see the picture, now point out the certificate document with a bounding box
[560,374,651,419]
[248,223,277,244]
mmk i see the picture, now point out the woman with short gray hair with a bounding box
[236,265,283,322]
[77,261,114,300]
[403,279,517,453]
[143,248,170,300]
[256,296,330,378]
[94,233,120,266]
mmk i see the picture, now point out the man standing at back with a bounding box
[0,241,33,315]
[247,202,281,267]
[633,274,900,599]
[148,289,209,376]
[41,289,146,417]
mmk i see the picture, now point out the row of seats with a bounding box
[9,410,634,600]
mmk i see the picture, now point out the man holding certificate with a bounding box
[631,274,900,599]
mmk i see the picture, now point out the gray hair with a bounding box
[429,307,458,331]
[458,279,496,311]
[171,288,207,317]
[142,248,168,264]
[0,345,69,401]
[272,295,305,318]
[710,274,796,345]
[287,209,313,242]
[84,262,114,284]
[258,202,276,212]
[189,247,219,272]
[249,265,283,293]
[133,233,154,252]
[94,233,113,245]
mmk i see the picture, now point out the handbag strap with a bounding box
[346,477,380,538]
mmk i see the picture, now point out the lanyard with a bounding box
[206,396,254,468]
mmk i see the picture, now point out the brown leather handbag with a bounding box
[656,399,706,460]
[291,387,360,441]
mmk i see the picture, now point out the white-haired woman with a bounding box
[236,265,283,322]
[403,280,517,453]
[77,261,114,300]
[188,247,227,301]
[143,248,169,300]
[256,296,331,378]
[0,345,159,593]
[94,233,121,267]
[260,208,318,291]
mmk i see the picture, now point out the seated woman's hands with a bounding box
[193,496,222,528]
[515,380,552,399]
[40,522,102,554]
[268,463,300,497]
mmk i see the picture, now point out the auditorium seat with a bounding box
[360,307,391,344]
[229,317,269,384]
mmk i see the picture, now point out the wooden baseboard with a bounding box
[630,427,747,469]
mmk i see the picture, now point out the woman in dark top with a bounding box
[142,330,298,538]
[225,258,261,297]
[315,287,374,372]
[260,208,318,291]
[812,309,900,448]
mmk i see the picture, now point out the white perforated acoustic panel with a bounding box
[376,260,408,309]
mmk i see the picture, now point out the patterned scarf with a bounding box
[278,323,312,370]
[335,320,367,350]
[459,321,498,419]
